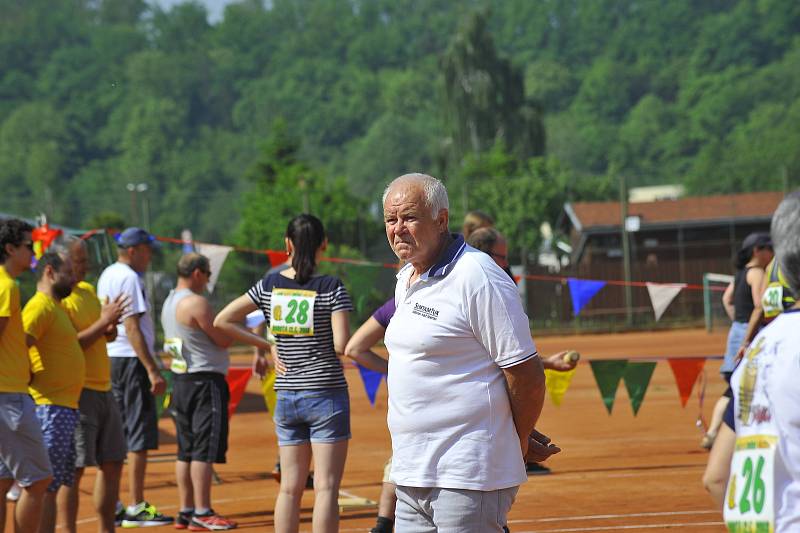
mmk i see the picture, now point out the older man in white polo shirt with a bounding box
[382,173,550,532]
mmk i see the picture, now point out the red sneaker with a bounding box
[189,511,237,531]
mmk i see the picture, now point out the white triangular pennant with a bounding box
[195,243,233,294]
[646,282,686,321]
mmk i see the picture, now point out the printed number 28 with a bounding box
[285,299,310,324]
[739,456,766,514]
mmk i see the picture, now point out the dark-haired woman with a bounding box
[216,214,352,533]
[701,232,773,449]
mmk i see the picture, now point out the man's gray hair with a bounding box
[772,189,800,296]
[48,234,83,257]
[382,173,449,218]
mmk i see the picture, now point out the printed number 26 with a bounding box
[739,456,766,514]
[285,299,310,324]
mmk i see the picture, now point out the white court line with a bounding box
[508,509,719,523]
[508,522,724,532]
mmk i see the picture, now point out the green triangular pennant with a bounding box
[622,362,657,416]
[590,360,628,414]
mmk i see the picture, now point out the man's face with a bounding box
[7,232,34,273]
[52,257,76,300]
[489,238,509,269]
[129,244,152,273]
[70,242,89,282]
[383,182,448,265]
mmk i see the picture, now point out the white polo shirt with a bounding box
[97,262,156,358]
[385,235,538,491]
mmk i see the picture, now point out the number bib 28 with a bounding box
[164,337,187,374]
[724,434,777,533]
[762,284,784,319]
[270,288,316,336]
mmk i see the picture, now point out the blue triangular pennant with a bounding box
[567,278,606,316]
[357,364,384,406]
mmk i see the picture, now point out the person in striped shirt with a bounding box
[215,214,352,533]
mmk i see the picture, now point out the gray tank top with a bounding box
[161,288,229,375]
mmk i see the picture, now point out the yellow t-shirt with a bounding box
[62,281,111,392]
[0,266,30,393]
[23,291,85,408]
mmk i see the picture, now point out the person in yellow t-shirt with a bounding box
[0,218,53,533]
[60,237,128,533]
[23,251,84,533]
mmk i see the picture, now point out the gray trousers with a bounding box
[395,485,518,533]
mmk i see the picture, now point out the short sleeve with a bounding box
[0,280,14,318]
[23,298,54,341]
[247,277,271,323]
[119,274,147,319]
[467,266,537,368]
[330,278,353,314]
[371,298,396,328]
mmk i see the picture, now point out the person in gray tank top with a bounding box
[160,253,237,530]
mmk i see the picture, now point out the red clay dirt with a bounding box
[7,328,731,532]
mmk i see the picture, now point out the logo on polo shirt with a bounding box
[412,302,439,320]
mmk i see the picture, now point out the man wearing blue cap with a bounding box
[97,228,172,527]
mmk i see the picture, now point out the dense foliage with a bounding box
[2,0,798,259]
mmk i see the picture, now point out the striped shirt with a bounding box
[248,273,352,390]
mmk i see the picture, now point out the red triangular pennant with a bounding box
[226,367,253,419]
[667,358,706,407]
[267,250,289,268]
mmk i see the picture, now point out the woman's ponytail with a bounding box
[287,214,326,285]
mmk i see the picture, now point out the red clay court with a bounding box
[12,328,730,532]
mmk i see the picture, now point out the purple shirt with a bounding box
[372,298,396,329]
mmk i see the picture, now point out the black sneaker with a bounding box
[175,510,193,530]
[525,462,551,475]
[121,502,174,528]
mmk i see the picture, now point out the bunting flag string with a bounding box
[32,224,63,260]
[646,283,687,321]
[226,367,253,419]
[622,362,657,415]
[667,357,706,407]
[194,243,233,293]
[590,360,628,414]
[261,369,278,418]
[357,365,385,406]
[544,368,577,407]
[78,227,718,291]
[567,278,607,316]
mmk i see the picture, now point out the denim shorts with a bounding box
[273,388,350,446]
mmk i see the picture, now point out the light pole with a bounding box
[126,183,138,225]
[136,183,150,231]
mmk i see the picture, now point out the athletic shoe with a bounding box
[175,510,194,530]
[189,510,237,531]
[525,462,551,475]
[121,502,174,528]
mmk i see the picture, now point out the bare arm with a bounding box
[180,295,232,348]
[331,310,350,356]
[214,295,270,351]
[343,317,389,374]
[703,423,736,511]
[124,314,165,395]
[0,317,7,338]
[502,356,546,458]
[722,282,735,321]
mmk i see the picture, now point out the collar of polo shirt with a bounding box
[397,233,467,282]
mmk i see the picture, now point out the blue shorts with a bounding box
[274,389,350,446]
[0,393,52,487]
[35,405,79,492]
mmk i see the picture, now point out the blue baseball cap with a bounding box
[116,227,157,248]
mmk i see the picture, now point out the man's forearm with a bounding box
[126,322,158,374]
[502,357,546,442]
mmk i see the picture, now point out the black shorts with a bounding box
[173,372,229,464]
[110,358,159,452]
